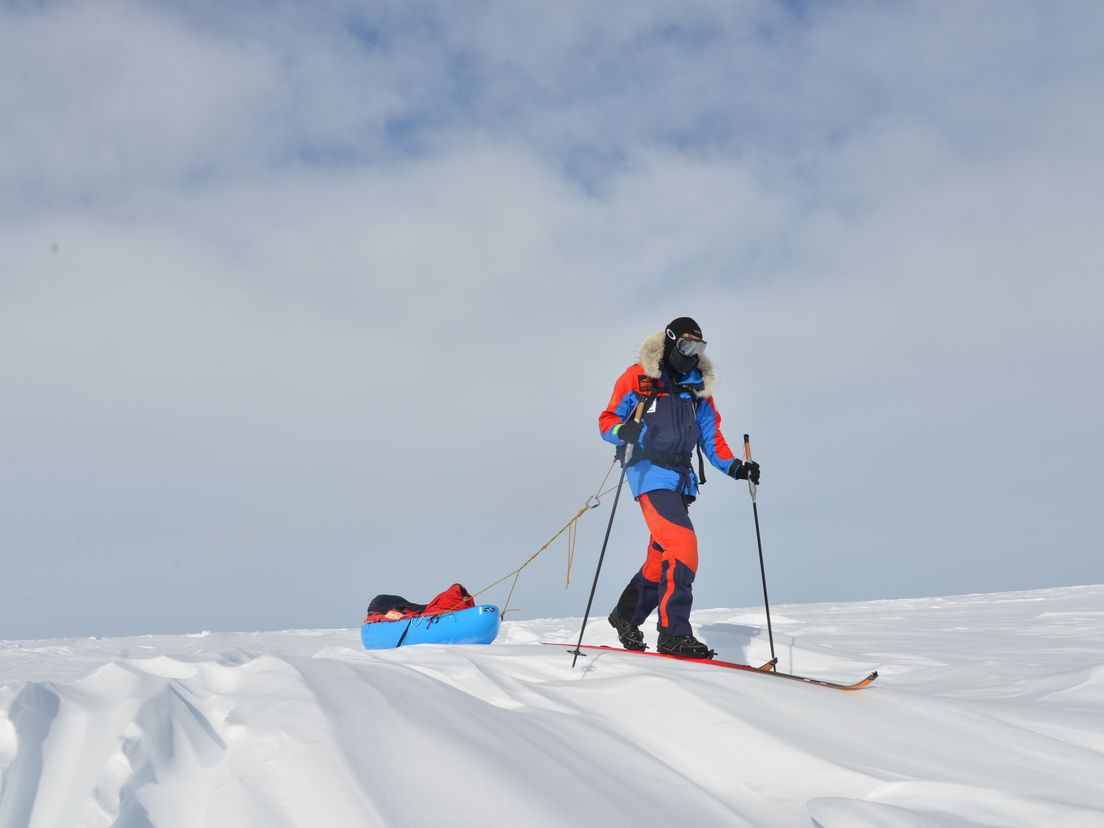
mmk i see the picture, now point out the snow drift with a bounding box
[1,585,1102,827]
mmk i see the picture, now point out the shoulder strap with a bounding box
[691,396,707,485]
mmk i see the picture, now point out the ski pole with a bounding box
[744,434,776,667]
[569,401,645,668]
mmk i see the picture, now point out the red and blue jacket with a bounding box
[599,331,739,499]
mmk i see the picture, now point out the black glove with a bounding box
[616,419,643,445]
[729,460,761,485]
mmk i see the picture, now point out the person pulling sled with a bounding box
[599,317,761,659]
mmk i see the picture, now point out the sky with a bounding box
[1,0,1101,639]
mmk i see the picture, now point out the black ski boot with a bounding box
[608,612,647,651]
[656,633,715,660]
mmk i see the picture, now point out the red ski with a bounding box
[544,643,878,691]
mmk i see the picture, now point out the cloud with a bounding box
[1,0,1102,637]
[0,2,279,205]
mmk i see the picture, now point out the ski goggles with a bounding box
[675,337,707,357]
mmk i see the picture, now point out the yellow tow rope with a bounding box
[472,459,621,618]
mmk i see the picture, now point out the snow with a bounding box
[1,586,1102,827]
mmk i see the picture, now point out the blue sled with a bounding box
[361,604,501,649]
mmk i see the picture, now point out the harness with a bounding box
[633,449,694,468]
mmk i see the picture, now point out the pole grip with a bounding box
[743,433,752,461]
[622,401,646,466]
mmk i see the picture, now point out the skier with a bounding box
[600,317,761,659]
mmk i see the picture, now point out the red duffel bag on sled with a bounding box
[361,583,500,649]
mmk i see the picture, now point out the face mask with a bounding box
[666,345,700,375]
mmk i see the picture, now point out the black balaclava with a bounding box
[663,316,703,376]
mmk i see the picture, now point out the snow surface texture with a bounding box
[1,586,1102,827]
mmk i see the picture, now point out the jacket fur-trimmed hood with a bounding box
[638,330,716,398]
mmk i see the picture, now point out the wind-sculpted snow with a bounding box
[1,586,1102,827]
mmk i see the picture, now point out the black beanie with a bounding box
[664,317,703,357]
[665,317,702,341]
